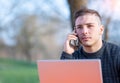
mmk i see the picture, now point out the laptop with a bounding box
[37,59,103,83]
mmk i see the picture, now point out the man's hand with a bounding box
[63,31,78,54]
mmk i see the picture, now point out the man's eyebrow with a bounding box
[76,23,95,26]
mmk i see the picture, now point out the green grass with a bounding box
[0,58,39,83]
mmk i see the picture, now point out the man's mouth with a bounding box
[81,37,91,41]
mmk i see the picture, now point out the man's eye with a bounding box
[87,25,93,27]
[77,26,82,29]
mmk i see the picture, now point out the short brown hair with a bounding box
[74,8,102,22]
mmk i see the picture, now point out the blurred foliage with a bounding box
[0,0,71,61]
[0,0,120,62]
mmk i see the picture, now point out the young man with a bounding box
[60,8,120,83]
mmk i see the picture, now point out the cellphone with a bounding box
[70,36,79,47]
[70,29,80,47]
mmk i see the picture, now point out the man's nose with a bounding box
[82,27,88,34]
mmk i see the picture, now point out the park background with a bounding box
[0,0,120,83]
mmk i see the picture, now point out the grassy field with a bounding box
[0,58,39,83]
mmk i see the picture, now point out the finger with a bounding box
[68,35,78,40]
[72,30,77,36]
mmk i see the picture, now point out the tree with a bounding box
[16,15,38,61]
[67,0,88,30]
[103,17,111,41]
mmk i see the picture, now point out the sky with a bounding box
[88,0,120,20]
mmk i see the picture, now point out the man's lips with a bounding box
[81,37,91,41]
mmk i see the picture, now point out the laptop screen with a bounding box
[37,60,103,83]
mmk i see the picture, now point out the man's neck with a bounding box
[83,40,103,53]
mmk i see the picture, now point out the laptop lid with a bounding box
[37,59,103,83]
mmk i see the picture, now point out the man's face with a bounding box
[75,14,104,47]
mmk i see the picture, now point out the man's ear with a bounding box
[100,25,104,35]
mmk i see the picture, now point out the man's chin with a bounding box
[81,42,92,47]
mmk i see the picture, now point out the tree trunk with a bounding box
[104,17,111,41]
[68,0,88,30]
